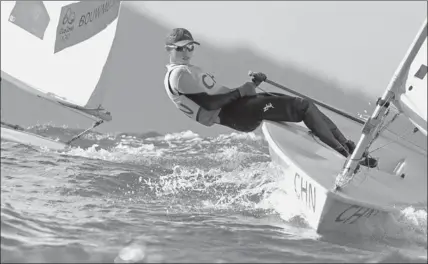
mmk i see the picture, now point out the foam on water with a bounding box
[28,126,428,233]
[1,124,426,262]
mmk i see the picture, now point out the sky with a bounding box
[136,1,427,97]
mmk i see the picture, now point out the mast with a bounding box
[334,18,427,189]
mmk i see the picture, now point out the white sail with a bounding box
[1,1,120,116]
[395,32,427,136]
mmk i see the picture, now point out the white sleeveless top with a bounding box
[164,64,231,126]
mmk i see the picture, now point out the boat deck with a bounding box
[262,118,427,209]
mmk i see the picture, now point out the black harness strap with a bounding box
[168,68,183,96]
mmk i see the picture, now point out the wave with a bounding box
[1,123,426,262]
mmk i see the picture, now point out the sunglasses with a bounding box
[168,44,195,52]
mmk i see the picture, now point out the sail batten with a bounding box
[1,1,120,111]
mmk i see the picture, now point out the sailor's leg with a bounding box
[315,106,377,166]
[248,94,377,167]
[306,102,357,155]
[259,93,350,145]
[296,98,351,155]
[242,95,347,154]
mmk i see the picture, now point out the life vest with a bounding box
[164,64,228,126]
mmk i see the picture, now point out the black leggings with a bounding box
[218,93,349,152]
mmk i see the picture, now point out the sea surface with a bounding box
[1,124,427,263]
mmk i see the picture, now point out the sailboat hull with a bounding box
[1,125,67,150]
[262,118,426,238]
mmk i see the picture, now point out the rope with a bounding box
[366,103,426,155]
[369,127,422,154]
[66,120,104,145]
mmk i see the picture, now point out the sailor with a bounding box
[163,28,377,168]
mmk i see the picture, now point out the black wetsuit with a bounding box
[186,89,377,167]
[218,92,350,156]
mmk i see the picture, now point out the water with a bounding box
[1,124,427,263]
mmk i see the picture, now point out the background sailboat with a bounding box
[1,1,121,149]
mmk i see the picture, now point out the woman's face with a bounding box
[168,44,195,64]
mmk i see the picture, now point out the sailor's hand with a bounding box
[250,72,267,86]
[238,82,257,97]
